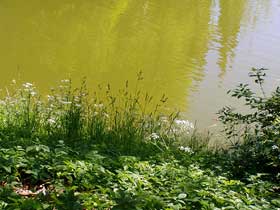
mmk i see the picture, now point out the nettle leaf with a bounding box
[2,166,11,173]
[178,193,187,199]
[26,145,50,153]
[24,169,38,177]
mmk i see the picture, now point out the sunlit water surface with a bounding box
[0,0,280,128]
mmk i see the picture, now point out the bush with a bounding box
[218,68,280,179]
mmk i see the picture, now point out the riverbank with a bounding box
[0,76,279,209]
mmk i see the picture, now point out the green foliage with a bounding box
[0,75,279,209]
[218,67,280,179]
[0,79,183,157]
[1,146,279,209]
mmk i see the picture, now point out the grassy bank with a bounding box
[0,71,280,209]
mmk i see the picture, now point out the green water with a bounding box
[0,0,280,127]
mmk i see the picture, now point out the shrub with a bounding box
[218,68,280,179]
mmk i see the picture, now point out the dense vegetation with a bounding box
[0,69,279,209]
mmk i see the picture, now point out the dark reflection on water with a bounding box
[0,0,280,127]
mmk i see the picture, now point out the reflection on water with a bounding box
[0,0,280,127]
[216,0,246,77]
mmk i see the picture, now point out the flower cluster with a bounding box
[146,133,160,140]
[22,82,37,96]
[173,119,194,135]
[178,146,194,154]
[272,145,279,150]
[150,133,160,140]
[174,120,194,129]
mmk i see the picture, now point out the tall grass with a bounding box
[1,75,279,209]
[0,78,196,158]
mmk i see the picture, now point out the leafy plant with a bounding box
[218,67,280,179]
[0,75,279,209]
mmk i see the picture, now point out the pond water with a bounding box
[0,0,280,128]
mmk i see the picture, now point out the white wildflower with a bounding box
[175,120,194,130]
[47,118,56,125]
[272,145,279,150]
[61,79,70,83]
[160,116,169,123]
[148,133,160,140]
[47,95,55,101]
[61,101,72,105]
[74,96,80,102]
[22,82,33,88]
[179,146,194,154]
[173,119,194,135]
[30,91,37,96]
[94,104,104,108]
